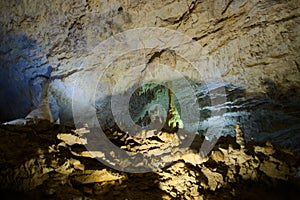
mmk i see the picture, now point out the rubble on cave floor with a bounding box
[0,121,299,200]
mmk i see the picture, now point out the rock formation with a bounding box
[0,0,299,124]
[0,122,299,199]
[165,87,183,130]
[0,0,300,199]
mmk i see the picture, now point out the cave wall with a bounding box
[0,0,299,123]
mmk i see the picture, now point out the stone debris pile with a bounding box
[0,121,299,199]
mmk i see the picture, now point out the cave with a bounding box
[0,0,300,199]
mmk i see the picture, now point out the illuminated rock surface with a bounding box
[0,122,299,199]
[0,0,299,153]
[0,0,300,199]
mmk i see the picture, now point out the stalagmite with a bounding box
[235,124,246,151]
[26,67,54,123]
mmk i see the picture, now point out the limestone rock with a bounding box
[254,141,276,155]
[259,156,295,180]
[57,133,87,145]
[74,169,126,184]
[73,124,90,136]
[210,150,225,163]
[70,150,105,159]
[157,131,180,145]
[158,161,199,198]
[69,158,85,171]
[201,166,224,191]
[180,151,208,166]
[235,124,246,150]
[0,124,299,199]
[0,1,299,153]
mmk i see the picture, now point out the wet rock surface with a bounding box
[0,121,299,199]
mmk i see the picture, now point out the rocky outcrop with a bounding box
[0,122,299,199]
[0,0,299,120]
[0,1,300,198]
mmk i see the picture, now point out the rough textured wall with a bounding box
[0,0,299,123]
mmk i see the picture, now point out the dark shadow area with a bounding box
[0,121,71,197]
[0,121,169,200]
[245,79,300,154]
[0,29,58,122]
[204,178,300,200]
[193,79,300,155]
[0,30,35,121]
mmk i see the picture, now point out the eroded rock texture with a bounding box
[0,122,299,199]
[1,0,299,154]
[0,1,300,199]
[0,0,299,119]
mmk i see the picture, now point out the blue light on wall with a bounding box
[0,30,54,122]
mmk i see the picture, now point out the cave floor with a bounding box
[0,121,299,200]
